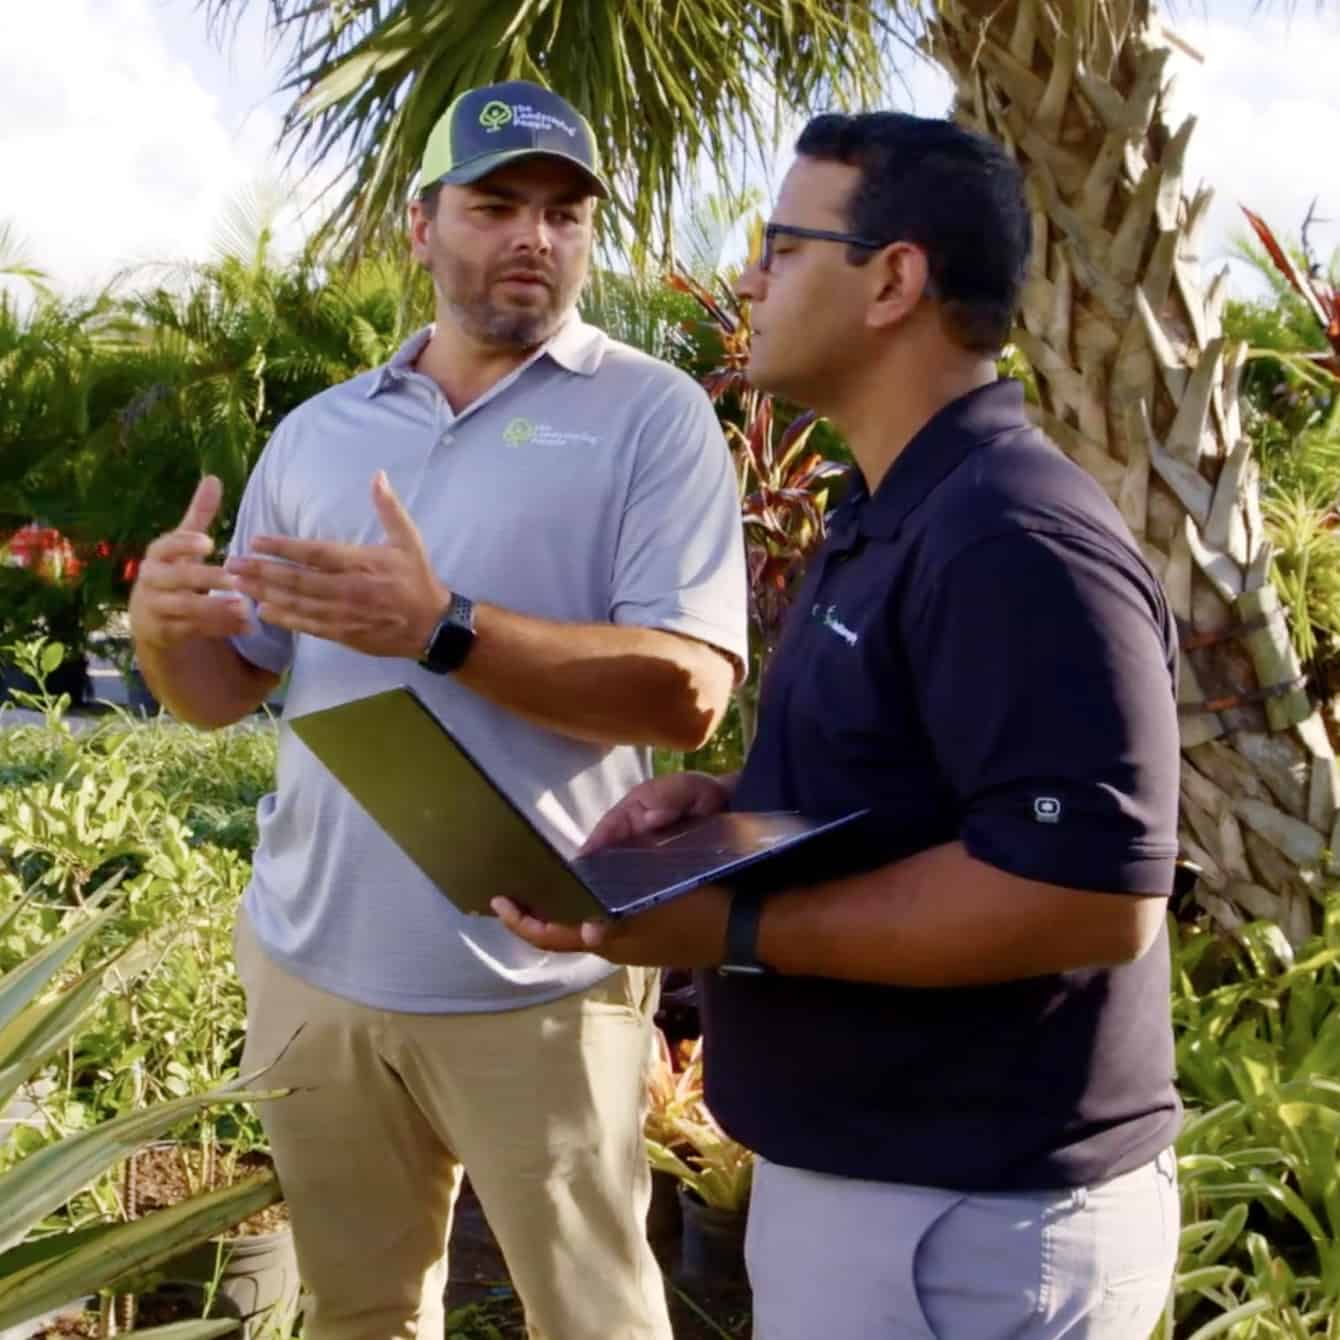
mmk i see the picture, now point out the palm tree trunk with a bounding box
[927,0,1336,941]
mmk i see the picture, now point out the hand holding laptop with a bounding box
[576,772,734,856]
[494,771,739,963]
[291,687,865,929]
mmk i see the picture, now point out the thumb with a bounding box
[372,470,425,554]
[180,476,223,534]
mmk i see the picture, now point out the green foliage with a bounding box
[0,645,278,1148]
[198,0,893,258]
[0,878,275,1338]
[580,270,716,377]
[1162,898,1340,1335]
[1225,258,1340,671]
[0,241,428,657]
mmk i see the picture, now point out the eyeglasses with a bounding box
[760,223,886,273]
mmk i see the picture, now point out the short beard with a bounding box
[444,294,568,351]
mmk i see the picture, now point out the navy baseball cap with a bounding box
[418,80,609,199]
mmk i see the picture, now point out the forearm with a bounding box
[135,637,280,730]
[755,841,1164,987]
[456,603,734,750]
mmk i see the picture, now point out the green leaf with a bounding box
[1183,1299,1273,1339]
[0,1087,279,1257]
[0,1173,279,1330]
[124,1322,240,1339]
[0,903,120,1054]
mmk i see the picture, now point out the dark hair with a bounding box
[418,182,445,219]
[795,113,1030,353]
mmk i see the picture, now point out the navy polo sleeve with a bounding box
[908,530,1180,895]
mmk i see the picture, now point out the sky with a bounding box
[3,0,1339,302]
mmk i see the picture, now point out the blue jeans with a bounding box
[746,1148,1178,1338]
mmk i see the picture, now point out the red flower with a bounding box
[3,525,82,584]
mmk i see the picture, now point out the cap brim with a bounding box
[428,148,610,200]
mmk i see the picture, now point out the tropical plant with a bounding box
[667,265,848,741]
[644,1028,706,1153]
[1160,897,1340,1335]
[644,1038,754,1214]
[198,0,893,256]
[0,221,51,299]
[0,882,276,1337]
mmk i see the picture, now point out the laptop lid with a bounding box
[290,686,867,924]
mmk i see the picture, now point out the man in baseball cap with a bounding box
[162,73,745,1340]
[419,79,610,199]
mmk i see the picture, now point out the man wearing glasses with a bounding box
[498,112,1182,1337]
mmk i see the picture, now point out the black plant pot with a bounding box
[161,1228,300,1339]
[677,1185,749,1289]
[646,1167,683,1256]
[1,656,88,706]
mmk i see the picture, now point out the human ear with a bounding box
[867,243,932,330]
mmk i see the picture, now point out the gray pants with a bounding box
[746,1148,1178,1338]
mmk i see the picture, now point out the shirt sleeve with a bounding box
[226,425,296,675]
[609,375,750,672]
[908,529,1180,896]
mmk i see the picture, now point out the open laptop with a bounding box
[289,685,867,923]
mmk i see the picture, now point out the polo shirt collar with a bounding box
[847,379,1032,541]
[366,313,606,398]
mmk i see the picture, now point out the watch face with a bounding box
[421,596,476,673]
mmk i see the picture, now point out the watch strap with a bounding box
[418,592,476,674]
[718,888,772,976]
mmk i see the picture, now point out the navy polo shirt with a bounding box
[701,379,1182,1192]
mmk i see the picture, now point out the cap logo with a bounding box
[1033,796,1062,824]
[479,100,514,133]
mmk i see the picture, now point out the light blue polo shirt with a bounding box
[228,318,749,1013]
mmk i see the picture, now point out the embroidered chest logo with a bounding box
[1033,797,1063,824]
[502,417,599,448]
[812,603,860,647]
[503,417,536,445]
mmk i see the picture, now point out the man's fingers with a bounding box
[245,536,372,573]
[372,471,426,556]
[580,920,613,949]
[138,558,238,594]
[491,897,588,950]
[228,555,339,600]
[179,476,223,534]
[145,530,215,565]
[142,593,252,644]
[577,810,636,856]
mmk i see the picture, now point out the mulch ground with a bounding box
[446,1178,751,1338]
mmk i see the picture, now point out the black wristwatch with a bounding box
[717,889,775,977]
[418,592,477,674]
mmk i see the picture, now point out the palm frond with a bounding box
[197,0,905,257]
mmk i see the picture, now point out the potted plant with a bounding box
[644,1037,754,1289]
[121,1136,297,1340]
[643,1028,704,1253]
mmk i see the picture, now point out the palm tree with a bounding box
[198,0,1336,936]
[199,0,895,255]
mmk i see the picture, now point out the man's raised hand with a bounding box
[129,476,252,649]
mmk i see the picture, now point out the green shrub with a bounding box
[1161,899,1340,1336]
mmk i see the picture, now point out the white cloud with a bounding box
[0,0,315,295]
[1164,12,1340,297]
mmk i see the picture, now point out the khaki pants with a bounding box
[235,912,672,1340]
